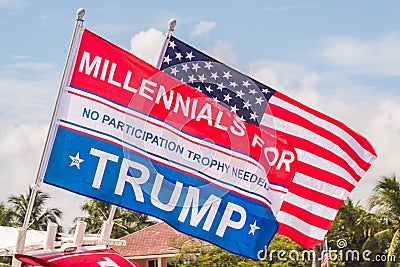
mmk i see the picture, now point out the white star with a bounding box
[181,63,189,72]
[216,82,224,91]
[198,74,207,83]
[223,93,232,103]
[230,105,239,114]
[69,152,84,169]
[223,71,232,79]
[163,55,172,65]
[243,100,252,109]
[175,52,183,61]
[255,96,264,105]
[249,88,257,95]
[236,90,245,98]
[248,220,260,236]
[185,51,195,60]
[192,63,201,72]
[242,80,251,87]
[205,85,213,93]
[188,75,196,83]
[210,72,219,80]
[204,61,213,70]
[170,66,179,76]
[229,81,238,88]
[262,88,271,94]
[169,40,176,49]
[195,86,202,92]
[250,112,259,121]
[213,96,219,103]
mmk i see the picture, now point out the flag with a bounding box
[321,238,330,267]
[160,36,377,248]
[15,246,140,266]
[41,28,280,260]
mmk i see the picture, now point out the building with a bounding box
[112,222,209,267]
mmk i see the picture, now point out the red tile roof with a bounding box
[112,222,208,257]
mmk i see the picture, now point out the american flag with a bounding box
[160,36,377,248]
[321,238,330,267]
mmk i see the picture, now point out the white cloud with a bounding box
[0,123,85,228]
[209,40,237,66]
[192,20,217,36]
[0,62,85,228]
[130,28,165,67]
[316,33,400,76]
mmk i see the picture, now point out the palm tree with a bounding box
[7,188,62,231]
[74,198,154,238]
[0,202,12,226]
[369,174,400,267]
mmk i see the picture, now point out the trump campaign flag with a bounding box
[160,36,377,248]
[40,27,286,260]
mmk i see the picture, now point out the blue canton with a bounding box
[160,36,276,126]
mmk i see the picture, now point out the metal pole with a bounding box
[12,8,85,267]
[155,18,177,69]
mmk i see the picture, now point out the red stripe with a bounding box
[268,102,371,172]
[296,162,355,193]
[273,91,377,156]
[279,202,334,230]
[266,126,364,182]
[287,183,344,210]
[277,223,322,249]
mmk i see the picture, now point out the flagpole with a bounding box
[12,8,86,267]
[155,18,177,69]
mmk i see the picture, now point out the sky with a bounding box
[0,0,399,230]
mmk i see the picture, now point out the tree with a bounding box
[327,198,389,267]
[74,198,154,238]
[7,188,62,231]
[369,174,400,267]
[168,234,311,267]
[0,202,12,226]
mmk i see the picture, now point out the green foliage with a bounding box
[0,202,12,226]
[168,234,311,267]
[73,198,154,238]
[369,174,400,267]
[6,188,62,231]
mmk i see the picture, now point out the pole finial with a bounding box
[76,8,85,21]
[168,18,177,32]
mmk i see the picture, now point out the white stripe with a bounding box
[282,192,337,220]
[276,211,327,240]
[296,149,358,186]
[269,96,375,163]
[261,113,366,178]
[292,173,350,200]
[68,87,265,171]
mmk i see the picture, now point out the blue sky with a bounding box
[1,0,399,229]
